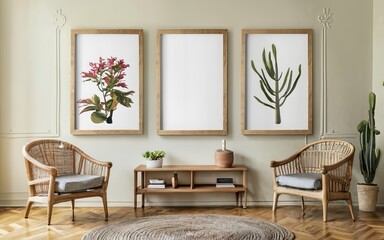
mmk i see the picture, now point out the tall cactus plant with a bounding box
[251,44,302,124]
[357,92,381,184]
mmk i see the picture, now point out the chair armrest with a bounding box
[74,148,112,177]
[82,154,112,168]
[321,155,353,174]
[270,151,302,177]
[321,155,354,192]
[23,147,57,176]
[270,153,299,168]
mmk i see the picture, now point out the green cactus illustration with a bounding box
[251,44,302,124]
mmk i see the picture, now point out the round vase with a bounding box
[215,149,234,168]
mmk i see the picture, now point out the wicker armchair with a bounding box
[23,139,112,225]
[270,139,355,222]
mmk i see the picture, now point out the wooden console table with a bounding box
[133,165,248,208]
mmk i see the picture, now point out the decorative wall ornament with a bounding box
[54,9,66,29]
[318,8,333,29]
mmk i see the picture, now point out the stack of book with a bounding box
[148,179,166,188]
[216,178,235,188]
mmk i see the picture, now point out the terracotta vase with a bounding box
[215,149,234,168]
[357,184,379,212]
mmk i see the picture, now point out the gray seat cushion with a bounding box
[55,174,104,193]
[277,173,322,190]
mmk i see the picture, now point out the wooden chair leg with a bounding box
[301,197,305,216]
[322,199,329,222]
[272,192,279,212]
[24,200,33,218]
[71,200,75,221]
[47,202,54,225]
[102,193,109,221]
[346,194,355,221]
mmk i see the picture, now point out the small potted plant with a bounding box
[142,150,166,168]
[356,92,381,212]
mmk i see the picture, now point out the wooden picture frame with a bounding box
[157,29,228,135]
[71,29,143,135]
[241,29,312,135]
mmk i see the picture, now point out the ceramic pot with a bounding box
[215,149,234,168]
[146,158,163,168]
[357,184,379,212]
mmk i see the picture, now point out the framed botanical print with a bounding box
[241,29,313,135]
[71,29,143,135]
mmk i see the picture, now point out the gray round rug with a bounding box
[82,214,295,240]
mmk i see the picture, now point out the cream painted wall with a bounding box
[0,0,378,207]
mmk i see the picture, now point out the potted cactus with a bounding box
[356,92,381,212]
[142,150,166,168]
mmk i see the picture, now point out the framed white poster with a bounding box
[157,29,228,135]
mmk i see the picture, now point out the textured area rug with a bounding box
[82,214,295,240]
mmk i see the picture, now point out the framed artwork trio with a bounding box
[71,28,312,136]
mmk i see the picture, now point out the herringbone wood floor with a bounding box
[0,205,383,239]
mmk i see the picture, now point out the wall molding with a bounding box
[0,9,66,138]
[318,8,356,140]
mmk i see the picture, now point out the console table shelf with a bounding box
[133,165,248,208]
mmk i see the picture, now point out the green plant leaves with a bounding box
[251,44,302,124]
[142,150,166,160]
[357,92,381,184]
[113,89,134,108]
[91,112,107,123]
[357,120,368,133]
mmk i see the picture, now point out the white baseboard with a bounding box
[1,192,383,208]
[0,192,28,207]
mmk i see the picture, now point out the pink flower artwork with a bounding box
[77,57,135,124]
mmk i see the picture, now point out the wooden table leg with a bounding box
[141,171,145,208]
[134,171,137,208]
[243,191,247,209]
[243,170,248,208]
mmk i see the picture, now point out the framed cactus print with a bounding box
[241,29,312,135]
[157,29,228,135]
[71,29,143,135]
